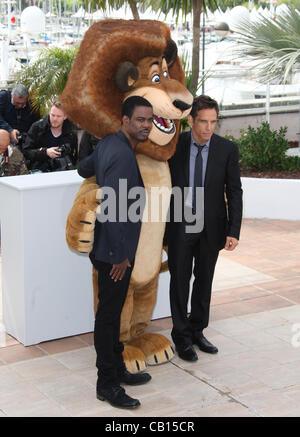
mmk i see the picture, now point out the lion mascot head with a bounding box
[61,19,193,161]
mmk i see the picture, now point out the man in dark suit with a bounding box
[166,95,243,362]
[0,84,40,147]
[78,96,153,409]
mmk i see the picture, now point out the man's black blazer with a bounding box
[167,131,243,250]
[78,130,144,265]
[0,89,40,133]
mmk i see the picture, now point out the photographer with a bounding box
[23,100,78,172]
[0,84,40,149]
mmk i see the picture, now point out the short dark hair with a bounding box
[190,95,219,119]
[122,96,152,119]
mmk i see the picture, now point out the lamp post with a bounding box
[201,12,205,94]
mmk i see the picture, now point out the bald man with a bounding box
[0,129,28,177]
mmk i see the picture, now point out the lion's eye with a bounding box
[152,74,160,83]
[163,71,169,78]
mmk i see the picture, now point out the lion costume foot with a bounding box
[128,333,174,367]
[122,344,147,374]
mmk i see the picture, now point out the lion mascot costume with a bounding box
[61,19,193,373]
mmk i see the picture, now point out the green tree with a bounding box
[228,122,300,171]
[15,46,78,116]
[234,5,300,83]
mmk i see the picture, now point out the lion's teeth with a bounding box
[153,117,174,133]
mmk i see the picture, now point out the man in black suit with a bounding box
[78,96,153,409]
[166,95,243,362]
[0,84,39,147]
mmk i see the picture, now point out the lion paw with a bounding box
[122,344,147,374]
[129,333,174,366]
[66,177,101,253]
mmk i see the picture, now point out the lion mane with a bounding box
[61,19,191,161]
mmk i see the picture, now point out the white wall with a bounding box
[242,177,300,220]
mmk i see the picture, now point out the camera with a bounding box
[51,143,74,171]
[16,132,27,151]
[56,144,72,155]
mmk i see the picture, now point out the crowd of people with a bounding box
[0,83,96,178]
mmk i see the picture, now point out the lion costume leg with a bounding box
[93,273,174,371]
[119,284,147,373]
[127,276,174,366]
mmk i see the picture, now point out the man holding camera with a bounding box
[23,100,78,172]
[0,84,40,148]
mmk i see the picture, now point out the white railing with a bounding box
[198,67,300,146]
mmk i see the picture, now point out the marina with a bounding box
[0,3,299,142]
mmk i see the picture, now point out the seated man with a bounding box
[23,100,78,172]
[0,129,28,177]
[0,84,40,148]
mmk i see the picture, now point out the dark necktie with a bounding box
[192,143,205,212]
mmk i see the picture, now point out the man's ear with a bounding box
[187,114,193,128]
[121,114,129,126]
[115,62,139,92]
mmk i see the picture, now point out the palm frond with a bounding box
[234,6,300,83]
[15,46,78,116]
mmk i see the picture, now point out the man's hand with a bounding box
[10,129,20,144]
[224,236,239,251]
[110,258,131,282]
[46,147,61,159]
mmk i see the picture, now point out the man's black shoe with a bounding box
[119,370,151,386]
[193,333,218,354]
[176,344,198,362]
[97,385,140,409]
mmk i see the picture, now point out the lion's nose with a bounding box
[172,99,191,111]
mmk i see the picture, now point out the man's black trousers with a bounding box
[90,254,132,389]
[168,227,219,348]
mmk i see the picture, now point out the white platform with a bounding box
[0,171,95,346]
[241,176,300,220]
[0,171,171,346]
